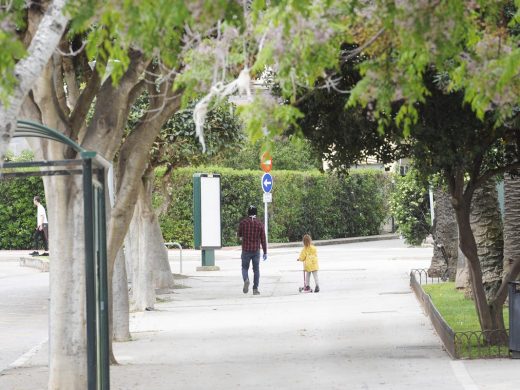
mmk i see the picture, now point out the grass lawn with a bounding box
[423,282,509,332]
[422,282,510,358]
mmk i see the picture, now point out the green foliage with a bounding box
[390,169,431,246]
[0,150,44,249]
[156,166,392,248]
[240,1,520,136]
[67,0,243,84]
[215,135,322,171]
[0,0,26,104]
[124,93,245,170]
[293,54,408,171]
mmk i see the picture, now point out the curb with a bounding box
[222,233,400,250]
[19,256,49,272]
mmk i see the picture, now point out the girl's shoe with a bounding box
[314,286,320,293]
[304,286,312,292]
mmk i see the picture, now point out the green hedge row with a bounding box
[156,167,393,248]
[0,166,392,250]
[0,176,45,249]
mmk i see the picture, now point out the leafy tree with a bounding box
[1,1,248,387]
[291,52,408,170]
[390,169,431,246]
[406,75,520,337]
[181,1,520,339]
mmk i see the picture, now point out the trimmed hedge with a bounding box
[0,166,392,250]
[156,166,392,248]
[0,176,45,249]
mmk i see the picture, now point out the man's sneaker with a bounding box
[42,252,49,256]
[243,279,250,294]
[253,289,260,295]
[29,251,39,256]
[314,286,320,293]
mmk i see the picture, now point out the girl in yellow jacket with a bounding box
[298,234,320,293]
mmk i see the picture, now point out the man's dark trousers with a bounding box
[241,251,260,289]
[33,223,48,251]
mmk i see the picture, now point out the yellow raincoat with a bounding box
[298,245,319,272]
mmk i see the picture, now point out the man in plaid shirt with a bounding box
[238,205,267,295]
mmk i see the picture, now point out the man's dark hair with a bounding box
[248,205,257,216]
[34,196,40,203]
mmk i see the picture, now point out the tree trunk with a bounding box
[127,180,156,311]
[47,173,88,389]
[28,55,89,387]
[140,170,174,290]
[455,233,469,289]
[0,0,68,161]
[112,248,130,342]
[469,179,504,301]
[428,186,458,280]
[451,173,506,340]
[126,167,174,310]
[503,174,520,278]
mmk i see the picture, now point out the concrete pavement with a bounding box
[0,239,519,389]
[0,261,48,374]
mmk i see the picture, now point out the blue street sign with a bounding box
[262,173,273,193]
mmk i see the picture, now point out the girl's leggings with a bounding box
[305,271,319,287]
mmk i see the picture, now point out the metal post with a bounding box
[83,159,97,390]
[96,172,110,390]
[164,242,183,274]
[264,201,268,249]
[202,249,215,266]
[429,186,434,226]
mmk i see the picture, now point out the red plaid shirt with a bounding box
[238,217,267,253]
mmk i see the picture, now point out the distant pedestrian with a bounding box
[298,234,320,292]
[30,196,48,256]
[237,205,267,295]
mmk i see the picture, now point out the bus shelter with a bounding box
[0,120,110,390]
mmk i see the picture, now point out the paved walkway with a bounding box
[0,239,518,389]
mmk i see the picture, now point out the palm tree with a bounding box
[503,174,520,279]
[428,186,458,280]
[469,179,504,301]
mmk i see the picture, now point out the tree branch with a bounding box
[50,53,71,134]
[62,56,80,109]
[491,258,520,307]
[341,28,385,63]
[69,68,101,142]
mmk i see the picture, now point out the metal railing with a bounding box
[410,269,511,359]
[410,268,446,285]
[164,242,183,274]
[454,330,510,359]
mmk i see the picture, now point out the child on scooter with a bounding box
[298,234,320,293]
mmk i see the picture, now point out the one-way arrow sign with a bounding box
[261,173,273,193]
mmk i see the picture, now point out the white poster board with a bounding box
[200,176,222,248]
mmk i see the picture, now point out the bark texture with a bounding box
[428,186,458,280]
[469,180,504,301]
[112,248,130,342]
[503,175,520,278]
[126,183,156,311]
[47,174,87,389]
[126,168,174,310]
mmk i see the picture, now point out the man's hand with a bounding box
[262,253,267,261]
